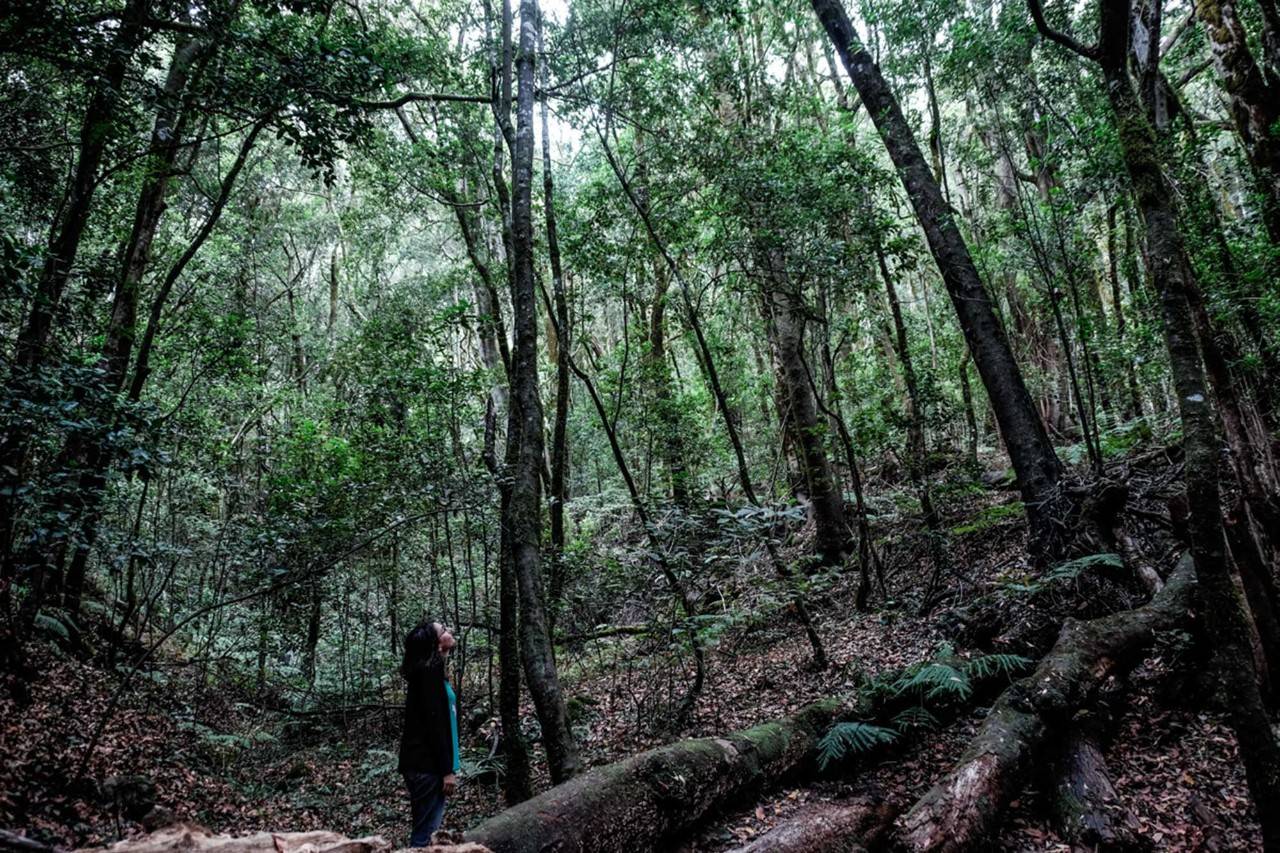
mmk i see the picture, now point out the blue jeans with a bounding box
[404,771,446,846]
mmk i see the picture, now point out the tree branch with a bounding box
[353,91,492,109]
[1026,0,1100,62]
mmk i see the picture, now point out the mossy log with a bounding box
[464,697,854,853]
[728,796,900,853]
[897,553,1196,853]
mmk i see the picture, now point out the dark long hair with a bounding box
[401,620,442,679]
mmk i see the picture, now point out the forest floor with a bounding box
[0,447,1263,851]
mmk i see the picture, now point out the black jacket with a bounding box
[398,659,454,775]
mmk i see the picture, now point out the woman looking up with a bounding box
[398,620,460,847]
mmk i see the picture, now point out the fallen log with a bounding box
[897,553,1196,853]
[556,623,651,644]
[728,796,900,853]
[1,829,67,853]
[1050,707,1139,850]
[464,696,854,853]
[72,824,489,853]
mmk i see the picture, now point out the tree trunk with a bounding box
[465,697,853,853]
[811,289,884,609]
[630,131,694,509]
[303,581,322,687]
[7,0,150,376]
[28,35,210,615]
[1195,0,1280,242]
[730,797,900,853]
[756,246,849,567]
[1102,41,1280,853]
[811,0,1067,564]
[1050,706,1138,850]
[1106,203,1144,419]
[598,137,757,508]
[504,0,579,785]
[958,348,979,468]
[539,34,571,630]
[647,260,693,508]
[566,342,709,722]
[596,128,825,666]
[876,246,951,606]
[496,480,532,805]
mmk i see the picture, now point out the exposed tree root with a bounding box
[896,554,1196,853]
[464,697,854,853]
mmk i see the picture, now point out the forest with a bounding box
[1,0,1279,849]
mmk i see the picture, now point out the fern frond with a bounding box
[964,653,1033,681]
[1044,552,1122,584]
[860,671,899,705]
[891,662,972,702]
[816,722,899,770]
[891,706,940,732]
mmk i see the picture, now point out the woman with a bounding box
[398,620,460,847]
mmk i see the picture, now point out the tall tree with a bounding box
[503,0,580,784]
[811,0,1069,564]
[1027,0,1280,844]
[754,244,850,567]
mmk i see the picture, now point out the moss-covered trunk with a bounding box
[464,697,851,853]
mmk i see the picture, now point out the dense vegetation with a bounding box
[2,0,1279,849]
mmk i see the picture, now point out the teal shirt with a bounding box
[445,681,461,773]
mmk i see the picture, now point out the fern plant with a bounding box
[1003,553,1123,593]
[964,653,1033,681]
[890,661,972,703]
[891,706,940,732]
[816,722,899,770]
[819,646,1033,771]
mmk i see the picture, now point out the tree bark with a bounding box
[811,0,1068,564]
[44,119,264,618]
[1095,9,1280,846]
[875,245,950,606]
[1106,203,1144,419]
[631,133,694,509]
[0,0,152,593]
[729,797,899,853]
[1050,712,1138,850]
[756,246,849,567]
[958,348,979,468]
[50,35,207,614]
[539,30,571,630]
[7,0,150,376]
[647,260,693,508]
[503,0,580,785]
[1029,4,1280,844]
[465,696,853,853]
